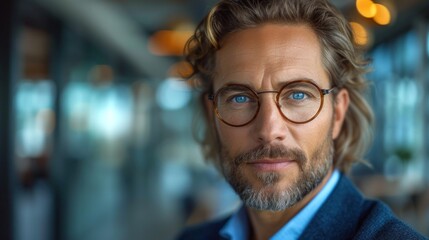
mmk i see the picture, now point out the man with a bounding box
[178,0,427,239]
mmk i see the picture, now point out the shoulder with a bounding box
[354,199,428,240]
[175,216,230,240]
[301,174,428,239]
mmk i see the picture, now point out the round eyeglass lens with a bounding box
[215,85,259,126]
[278,81,323,123]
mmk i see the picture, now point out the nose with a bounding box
[253,94,288,144]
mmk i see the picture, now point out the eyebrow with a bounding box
[218,77,321,91]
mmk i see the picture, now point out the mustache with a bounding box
[233,144,307,165]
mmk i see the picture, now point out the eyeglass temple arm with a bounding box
[321,87,337,95]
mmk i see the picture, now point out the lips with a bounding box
[248,159,295,171]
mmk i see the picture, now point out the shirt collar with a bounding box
[219,205,249,240]
[219,170,341,240]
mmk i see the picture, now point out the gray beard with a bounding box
[219,140,334,211]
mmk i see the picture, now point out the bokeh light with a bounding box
[356,0,377,18]
[156,78,192,110]
[168,61,193,79]
[374,4,391,25]
[148,30,193,56]
[349,22,369,46]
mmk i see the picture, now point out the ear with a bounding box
[332,88,349,140]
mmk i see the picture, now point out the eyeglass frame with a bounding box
[208,79,337,127]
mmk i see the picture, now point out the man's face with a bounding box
[206,24,349,211]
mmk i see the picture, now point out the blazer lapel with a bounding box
[299,175,366,240]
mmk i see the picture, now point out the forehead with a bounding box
[213,24,329,89]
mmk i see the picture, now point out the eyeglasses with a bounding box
[208,80,336,127]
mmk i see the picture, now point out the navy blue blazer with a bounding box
[177,174,428,240]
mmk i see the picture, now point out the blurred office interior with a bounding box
[1,0,429,239]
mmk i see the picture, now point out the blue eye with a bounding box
[291,92,306,100]
[233,95,249,103]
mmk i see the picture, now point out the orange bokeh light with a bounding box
[168,61,193,78]
[350,22,369,46]
[148,30,193,56]
[356,0,377,18]
[373,4,391,25]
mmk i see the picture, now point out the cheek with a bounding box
[215,121,250,156]
[292,126,322,150]
[291,112,333,154]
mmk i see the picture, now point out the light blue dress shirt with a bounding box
[219,170,340,240]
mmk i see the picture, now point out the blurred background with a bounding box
[0,0,429,239]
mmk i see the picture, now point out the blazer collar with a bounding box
[299,174,365,239]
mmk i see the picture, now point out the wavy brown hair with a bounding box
[185,0,374,173]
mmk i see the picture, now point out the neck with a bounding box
[247,169,334,240]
